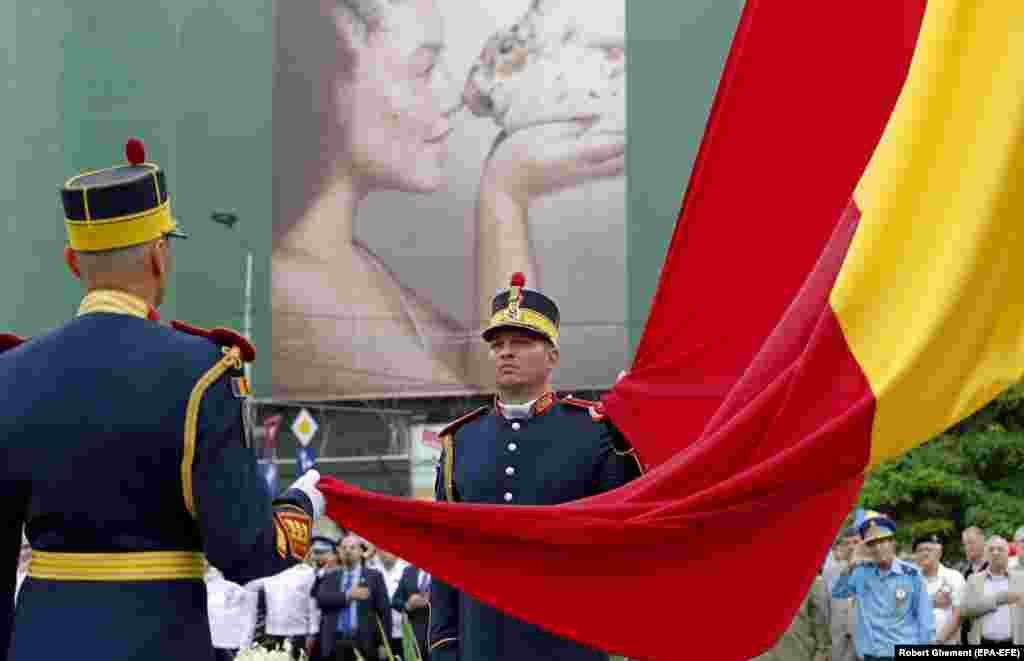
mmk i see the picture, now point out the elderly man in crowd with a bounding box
[823,528,860,661]
[961,536,1024,646]
[956,526,990,644]
[912,535,965,645]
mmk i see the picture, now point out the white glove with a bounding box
[289,469,325,521]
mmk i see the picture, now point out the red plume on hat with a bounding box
[507,272,526,319]
[125,138,146,165]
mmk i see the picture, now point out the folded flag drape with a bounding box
[317,2,1024,659]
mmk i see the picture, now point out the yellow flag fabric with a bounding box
[831,0,1024,469]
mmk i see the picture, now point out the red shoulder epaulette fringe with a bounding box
[170,320,256,362]
[561,396,607,422]
[438,406,489,438]
[0,333,27,353]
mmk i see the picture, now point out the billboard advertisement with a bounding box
[272,0,627,400]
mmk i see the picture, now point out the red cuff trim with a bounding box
[0,333,27,353]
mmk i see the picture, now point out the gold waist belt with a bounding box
[28,550,207,581]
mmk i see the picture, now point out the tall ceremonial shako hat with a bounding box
[482,272,560,346]
[859,511,897,544]
[61,138,187,252]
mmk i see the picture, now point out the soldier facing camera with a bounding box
[428,272,644,661]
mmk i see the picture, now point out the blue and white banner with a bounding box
[297,446,317,474]
[259,461,278,498]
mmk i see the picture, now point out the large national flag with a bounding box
[317,1,1024,659]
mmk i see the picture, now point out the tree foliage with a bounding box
[857,382,1024,561]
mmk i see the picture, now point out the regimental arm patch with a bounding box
[272,504,313,561]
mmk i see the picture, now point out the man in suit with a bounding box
[0,138,324,661]
[960,536,1024,645]
[392,563,431,659]
[956,526,990,645]
[428,272,644,661]
[314,534,392,660]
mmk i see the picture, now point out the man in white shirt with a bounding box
[912,535,965,645]
[374,547,409,656]
[207,565,259,661]
[961,536,1024,646]
[248,560,320,659]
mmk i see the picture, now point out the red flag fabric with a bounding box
[317,2,927,659]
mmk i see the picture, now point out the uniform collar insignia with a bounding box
[77,289,159,321]
[533,391,556,416]
[495,391,556,420]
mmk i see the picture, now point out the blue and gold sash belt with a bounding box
[28,550,206,581]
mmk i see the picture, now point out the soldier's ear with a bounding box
[547,345,560,369]
[149,239,170,279]
[64,245,82,280]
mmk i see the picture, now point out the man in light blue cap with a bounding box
[832,512,935,660]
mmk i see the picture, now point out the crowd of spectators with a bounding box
[753,521,1024,661]
[14,519,1024,661]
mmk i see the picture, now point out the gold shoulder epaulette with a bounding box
[561,395,607,422]
[0,333,28,354]
[173,320,255,520]
[438,405,489,438]
[170,320,256,363]
[437,406,488,503]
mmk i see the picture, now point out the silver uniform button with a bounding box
[507,442,517,452]
[503,492,513,502]
[505,466,515,476]
[511,421,521,431]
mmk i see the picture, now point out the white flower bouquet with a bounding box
[233,638,307,661]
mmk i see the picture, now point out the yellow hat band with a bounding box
[65,200,178,252]
[486,308,559,346]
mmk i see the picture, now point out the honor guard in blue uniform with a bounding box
[0,139,326,661]
[428,273,644,661]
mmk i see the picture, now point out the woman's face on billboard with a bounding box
[333,0,460,194]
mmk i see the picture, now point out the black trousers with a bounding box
[981,636,1015,647]
[332,637,361,661]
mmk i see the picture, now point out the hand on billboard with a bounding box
[480,119,625,207]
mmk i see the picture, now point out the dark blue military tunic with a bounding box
[0,293,313,661]
[428,394,643,661]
